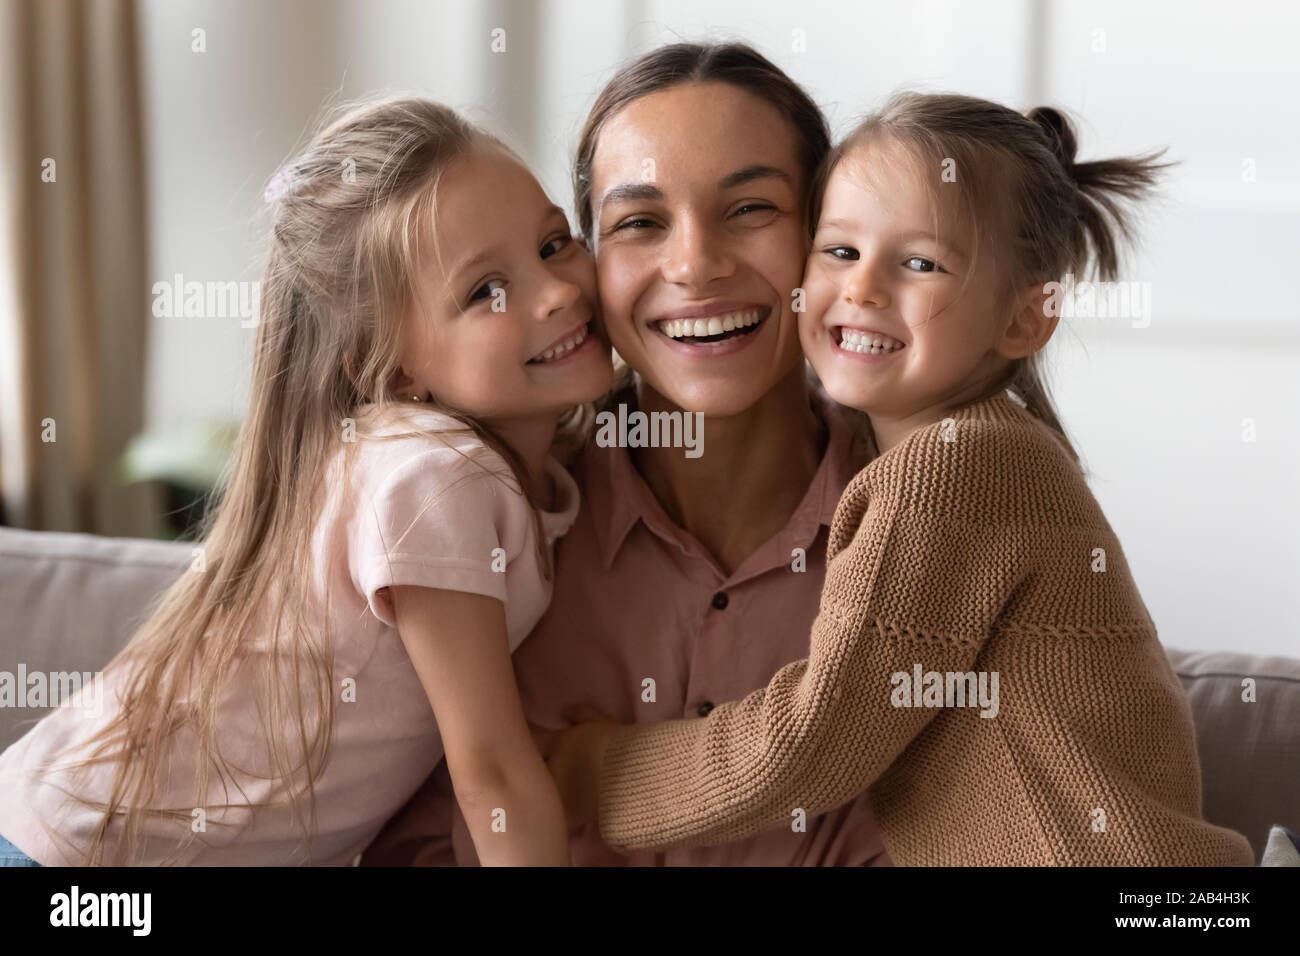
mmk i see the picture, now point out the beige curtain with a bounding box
[0,0,156,535]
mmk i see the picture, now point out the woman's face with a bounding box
[588,82,810,416]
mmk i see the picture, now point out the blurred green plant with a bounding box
[119,421,240,540]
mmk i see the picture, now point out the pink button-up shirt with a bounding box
[362,382,893,866]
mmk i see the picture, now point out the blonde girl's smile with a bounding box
[525,318,599,366]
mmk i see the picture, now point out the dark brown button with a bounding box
[697,700,715,717]
[711,592,728,610]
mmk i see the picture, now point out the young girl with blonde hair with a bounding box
[0,94,612,866]
[544,92,1255,866]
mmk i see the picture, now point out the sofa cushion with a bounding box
[1165,647,1300,863]
[0,528,190,749]
[1261,825,1300,866]
[1,527,1297,867]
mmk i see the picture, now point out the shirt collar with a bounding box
[580,375,873,571]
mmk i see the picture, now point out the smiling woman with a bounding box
[363,42,895,869]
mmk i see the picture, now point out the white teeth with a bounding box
[838,327,904,354]
[659,309,763,339]
[531,324,588,364]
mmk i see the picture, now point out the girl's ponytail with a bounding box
[1027,105,1172,282]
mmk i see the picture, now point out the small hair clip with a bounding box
[263,167,296,203]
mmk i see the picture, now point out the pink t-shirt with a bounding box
[0,404,579,865]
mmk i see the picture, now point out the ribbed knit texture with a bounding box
[596,394,1255,866]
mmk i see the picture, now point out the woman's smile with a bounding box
[647,301,773,358]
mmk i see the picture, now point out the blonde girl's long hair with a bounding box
[51,94,592,865]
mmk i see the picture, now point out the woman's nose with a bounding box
[661,221,735,289]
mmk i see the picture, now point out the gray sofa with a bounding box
[2,526,1297,864]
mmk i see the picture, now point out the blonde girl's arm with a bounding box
[388,584,570,866]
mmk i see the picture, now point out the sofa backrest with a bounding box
[1164,647,1300,862]
[1,527,1296,862]
[0,528,190,748]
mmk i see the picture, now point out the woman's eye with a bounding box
[613,217,656,232]
[905,256,944,273]
[825,246,859,261]
[540,235,572,259]
[732,202,774,217]
[468,278,506,304]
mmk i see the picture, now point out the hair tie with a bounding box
[1029,106,1076,173]
[263,167,296,203]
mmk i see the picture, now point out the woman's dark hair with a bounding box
[573,42,831,241]
[813,92,1173,463]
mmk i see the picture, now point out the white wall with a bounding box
[137,0,1299,656]
[1036,1,1300,659]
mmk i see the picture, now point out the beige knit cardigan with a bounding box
[595,394,1254,866]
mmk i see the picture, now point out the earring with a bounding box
[412,394,423,402]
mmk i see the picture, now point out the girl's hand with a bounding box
[531,715,623,830]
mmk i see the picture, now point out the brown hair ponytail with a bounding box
[1027,105,1169,282]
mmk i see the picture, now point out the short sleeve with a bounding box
[353,450,509,627]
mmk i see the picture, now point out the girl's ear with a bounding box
[386,365,425,402]
[995,284,1060,360]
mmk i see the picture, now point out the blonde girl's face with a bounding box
[401,148,613,423]
[798,144,1013,422]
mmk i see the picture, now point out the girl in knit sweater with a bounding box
[540,92,1255,866]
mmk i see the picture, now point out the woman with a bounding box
[363,42,891,867]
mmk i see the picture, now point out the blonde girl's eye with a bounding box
[824,245,859,261]
[540,234,572,259]
[468,278,506,304]
[904,255,947,274]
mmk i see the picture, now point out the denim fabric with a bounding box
[0,832,40,867]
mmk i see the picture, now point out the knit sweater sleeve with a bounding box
[595,409,1039,852]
